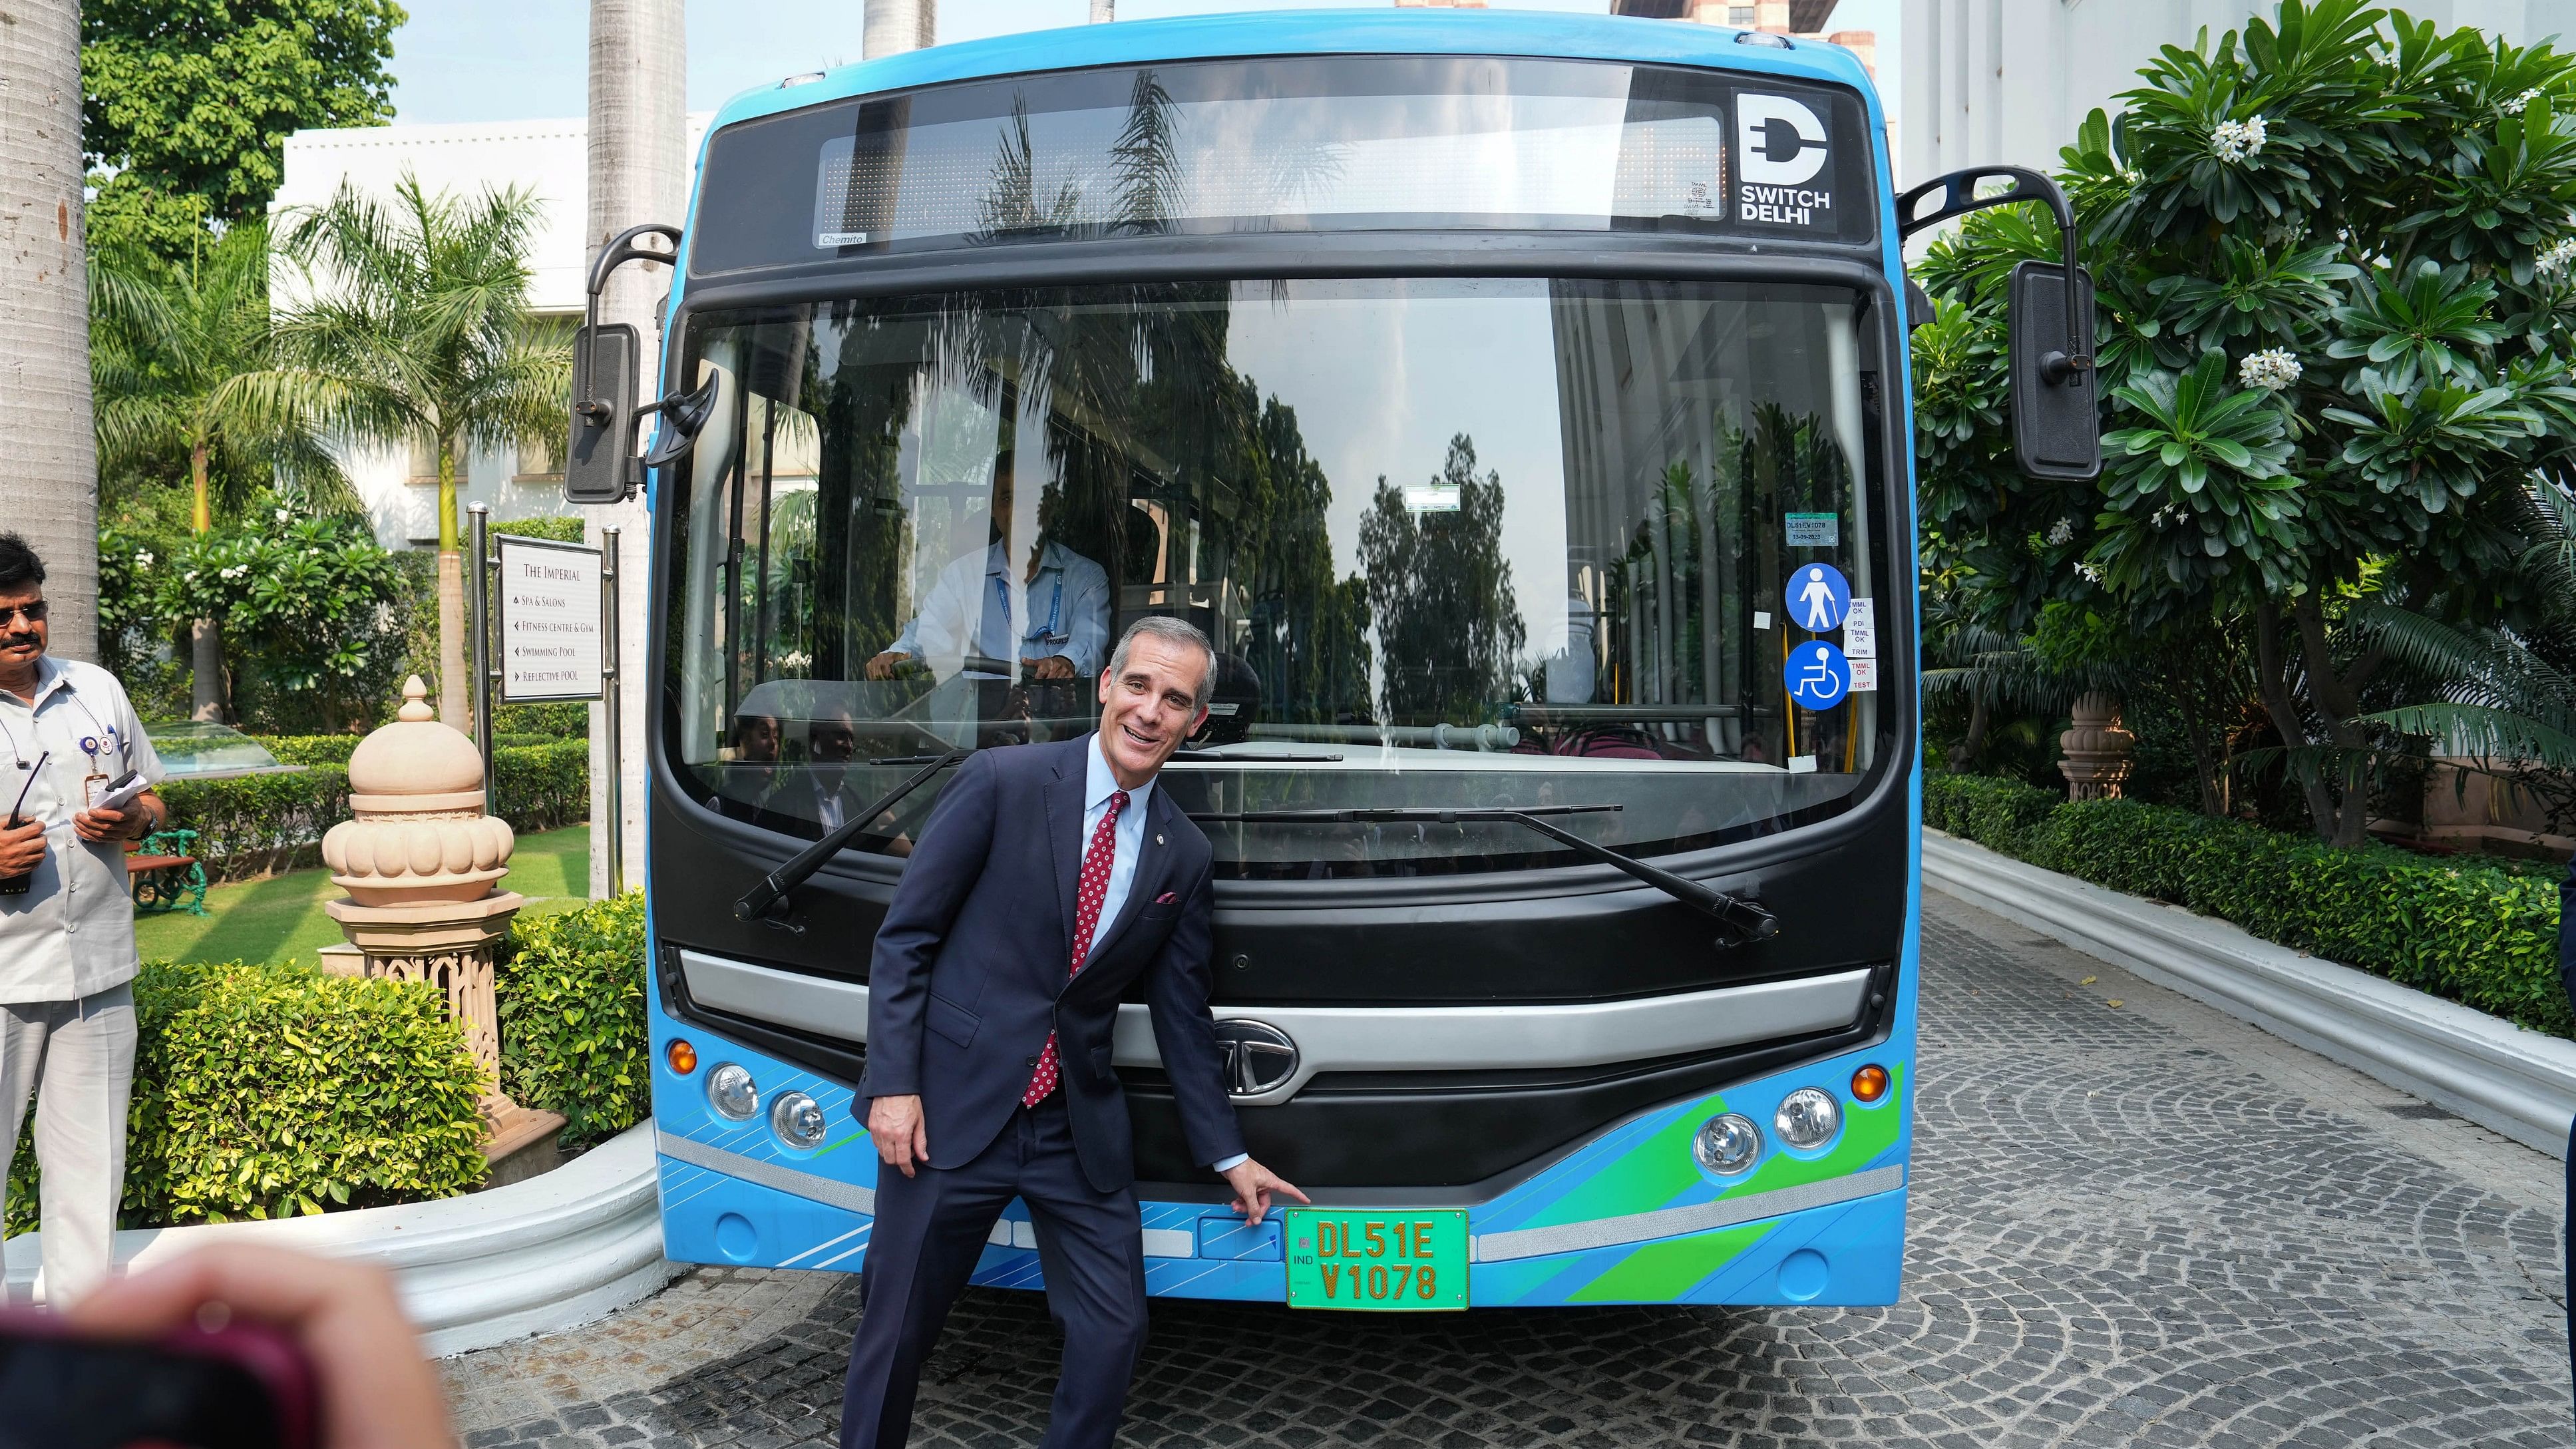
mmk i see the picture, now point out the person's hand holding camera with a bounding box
[71,1243,459,1449]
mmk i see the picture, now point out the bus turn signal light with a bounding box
[667,1038,698,1075]
[1851,1064,1889,1103]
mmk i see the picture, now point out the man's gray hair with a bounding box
[1107,615,1216,711]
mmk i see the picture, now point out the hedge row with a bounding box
[160,741,590,882]
[7,962,490,1233]
[260,732,560,767]
[6,892,653,1232]
[1925,773,2570,1038]
[498,891,651,1147]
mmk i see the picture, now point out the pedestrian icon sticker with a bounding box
[1785,564,1851,633]
[1785,641,1852,710]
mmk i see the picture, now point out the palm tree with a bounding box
[0,0,98,663]
[2355,479,2576,837]
[589,0,688,895]
[276,177,569,729]
[91,223,347,720]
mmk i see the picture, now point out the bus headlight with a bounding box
[1693,1113,1763,1175]
[770,1090,827,1149]
[707,1062,758,1122]
[1775,1088,1842,1149]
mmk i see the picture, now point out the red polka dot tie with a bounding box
[1023,789,1127,1108]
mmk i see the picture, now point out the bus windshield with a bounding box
[665,278,1895,877]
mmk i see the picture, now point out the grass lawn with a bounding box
[134,824,594,968]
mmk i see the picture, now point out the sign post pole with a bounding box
[601,527,624,897]
[468,503,496,815]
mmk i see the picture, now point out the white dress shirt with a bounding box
[0,658,164,1004]
[892,537,1113,677]
[1082,735,1247,1173]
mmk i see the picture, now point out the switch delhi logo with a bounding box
[1737,93,1833,228]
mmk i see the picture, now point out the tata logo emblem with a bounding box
[1212,1019,1298,1098]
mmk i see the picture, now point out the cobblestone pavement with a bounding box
[445,893,2573,1447]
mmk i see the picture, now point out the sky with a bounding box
[385,0,1901,127]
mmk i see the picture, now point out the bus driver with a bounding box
[864,447,1112,686]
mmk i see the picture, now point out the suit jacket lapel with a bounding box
[1042,743,1086,960]
[1075,785,1177,976]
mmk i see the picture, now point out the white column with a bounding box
[0,0,96,662]
[587,0,688,899]
[865,0,937,58]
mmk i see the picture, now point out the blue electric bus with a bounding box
[564,8,2093,1309]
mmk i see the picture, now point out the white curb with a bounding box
[1924,830,2576,1159]
[3,1122,679,1356]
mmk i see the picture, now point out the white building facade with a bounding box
[274,116,707,551]
[1903,0,2564,186]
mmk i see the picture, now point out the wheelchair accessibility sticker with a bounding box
[1785,640,1853,710]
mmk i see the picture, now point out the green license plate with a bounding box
[1283,1208,1469,1311]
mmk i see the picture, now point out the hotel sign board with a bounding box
[496,536,605,704]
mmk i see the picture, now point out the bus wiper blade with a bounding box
[733,747,971,924]
[1187,805,1781,946]
[1168,749,1346,763]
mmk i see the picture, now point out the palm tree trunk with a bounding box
[0,0,99,664]
[864,0,935,57]
[436,433,471,730]
[589,0,687,896]
[188,439,225,722]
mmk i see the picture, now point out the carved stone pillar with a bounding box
[322,677,564,1183]
[2057,692,2136,802]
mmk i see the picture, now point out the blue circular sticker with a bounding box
[1784,640,1853,710]
[1783,563,1851,634]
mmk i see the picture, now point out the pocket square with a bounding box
[1155,892,1178,905]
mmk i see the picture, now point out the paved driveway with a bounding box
[446,893,2571,1448]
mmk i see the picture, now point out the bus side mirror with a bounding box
[2008,260,2102,481]
[566,322,640,505]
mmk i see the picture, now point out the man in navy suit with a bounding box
[842,615,1306,1449]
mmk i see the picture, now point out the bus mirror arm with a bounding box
[1188,805,1780,948]
[731,748,971,925]
[1893,166,2090,376]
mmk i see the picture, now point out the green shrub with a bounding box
[498,892,649,1147]
[1930,779,2570,1039]
[260,735,361,767]
[162,741,589,880]
[494,740,590,833]
[494,702,590,738]
[158,766,352,880]
[1923,771,2064,857]
[7,962,488,1233]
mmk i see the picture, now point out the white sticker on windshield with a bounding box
[1737,92,1836,232]
[1849,658,1879,692]
[1844,621,1877,658]
[1787,755,1818,774]
[1753,610,1773,631]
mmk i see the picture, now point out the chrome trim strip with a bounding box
[655,1131,1200,1259]
[1470,1162,1905,1263]
[657,1130,876,1215]
[678,949,1875,1107]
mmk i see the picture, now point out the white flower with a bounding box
[2505,87,2543,116]
[2211,115,2269,164]
[2046,517,2076,546]
[2074,562,2104,584]
[2539,238,2576,276]
[132,550,154,568]
[274,507,291,524]
[2239,348,2302,392]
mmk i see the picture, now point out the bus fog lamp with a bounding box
[771,1090,828,1149]
[1775,1088,1841,1149]
[707,1063,759,1121]
[1693,1113,1763,1175]
[1850,1064,1889,1103]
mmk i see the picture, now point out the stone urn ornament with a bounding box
[2057,692,2136,803]
[323,676,564,1183]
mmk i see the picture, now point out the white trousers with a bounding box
[0,982,136,1306]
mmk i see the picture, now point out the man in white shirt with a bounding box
[864,457,1112,685]
[0,534,167,1304]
